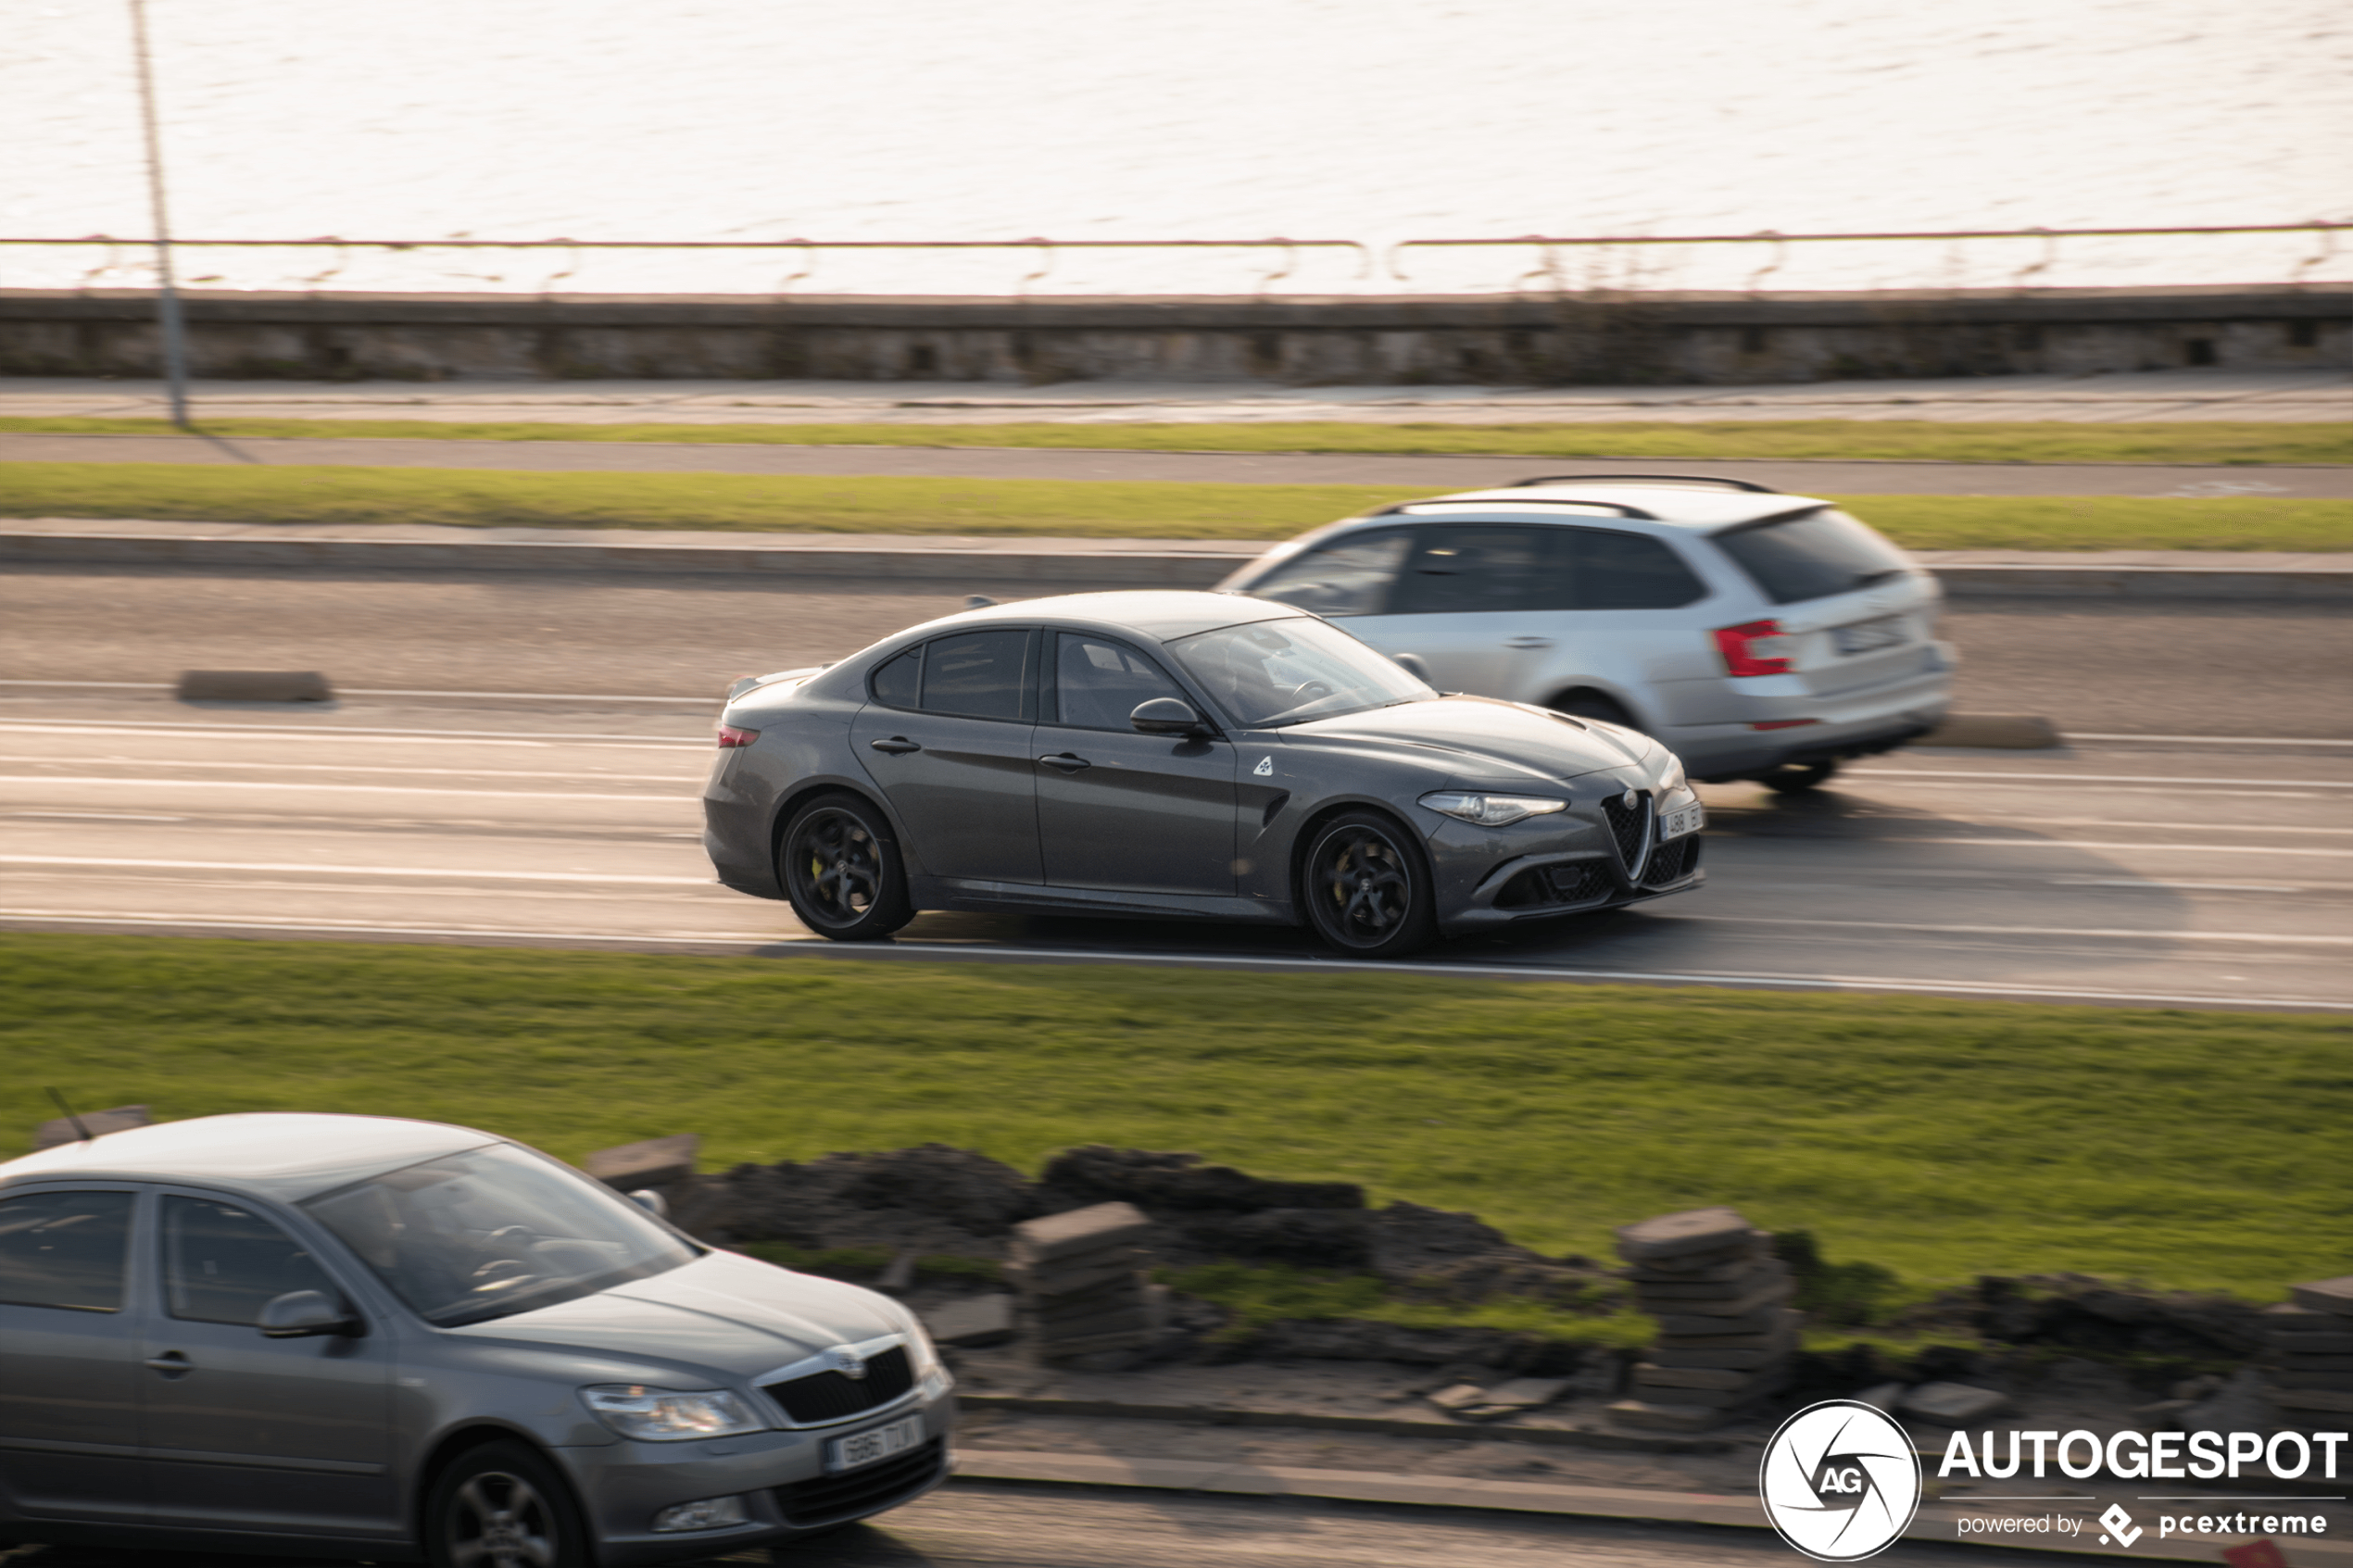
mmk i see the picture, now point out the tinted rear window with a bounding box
[1713,508,1913,605]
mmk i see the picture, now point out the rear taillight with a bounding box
[716,725,761,749]
[1713,619,1794,677]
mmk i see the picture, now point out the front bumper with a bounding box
[564,1390,956,1567]
[1426,796,1705,935]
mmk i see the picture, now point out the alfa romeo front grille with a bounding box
[761,1345,913,1424]
[1600,792,1653,874]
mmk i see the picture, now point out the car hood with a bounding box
[452,1249,906,1380]
[1281,696,1655,785]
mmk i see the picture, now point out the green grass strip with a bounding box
[2,460,2348,549]
[6,415,2351,465]
[4,934,2347,1298]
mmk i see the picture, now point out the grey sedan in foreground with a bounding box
[705,590,1702,959]
[0,1114,954,1565]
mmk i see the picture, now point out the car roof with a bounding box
[1377,482,1828,531]
[0,1112,500,1200]
[912,589,1302,642]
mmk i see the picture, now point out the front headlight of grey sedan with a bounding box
[579,1385,764,1441]
[1417,791,1568,827]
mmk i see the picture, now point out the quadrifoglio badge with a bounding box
[1760,1401,2348,1560]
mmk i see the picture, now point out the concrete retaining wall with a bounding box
[4,285,2347,386]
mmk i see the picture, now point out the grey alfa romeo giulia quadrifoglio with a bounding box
[703,591,1702,959]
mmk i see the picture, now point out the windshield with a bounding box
[1712,508,1914,605]
[1168,616,1433,727]
[302,1143,696,1327]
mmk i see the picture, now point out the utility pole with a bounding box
[127,0,190,427]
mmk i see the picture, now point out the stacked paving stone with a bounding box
[2263,1275,2353,1424]
[1006,1200,1165,1362]
[1608,1206,1799,1432]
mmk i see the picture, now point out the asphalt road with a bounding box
[6,431,2349,497]
[0,569,2346,1010]
[0,1484,2120,1568]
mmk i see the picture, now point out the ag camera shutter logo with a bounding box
[1760,1399,1923,1561]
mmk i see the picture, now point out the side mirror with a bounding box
[258,1288,361,1339]
[628,1187,671,1220]
[1130,697,1209,737]
[1391,653,1433,684]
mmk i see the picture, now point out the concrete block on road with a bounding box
[583,1133,699,1189]
[33,1103,151,1149]
[176,669,333,702]
[924,1294,1017,1348]
[1899,1383,2011,1424]
[1605,1398,1730,1432]
[1919,713,2061,749]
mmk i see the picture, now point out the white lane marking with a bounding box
[0,855,710,884]
[1978,817,2353,836]
[0,909,766,935]
[0,758,701,783]
[0,776,690,801]
[1668,913,2353,946]
[0,721,709,746]
[3,810,187,822]
[2051,878,2307,893]
[2068,734,2353,747]
[0,911,2341,1012]
[1876,836,2353,858]
[1851,769,2353,790]
[0,679,720,704]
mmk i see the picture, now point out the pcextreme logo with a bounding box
[1760,1400,1924,1561]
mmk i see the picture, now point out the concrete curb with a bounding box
[946,1449,2329,1561]
[953,1392,1732,1453]
[3,522,2348,597]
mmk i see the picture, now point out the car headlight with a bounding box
[1656,756,1688,794]
[1417,791,1568,827]
[579,1385,763,1441]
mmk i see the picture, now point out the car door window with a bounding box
[1390,526,1548,615]
[1052,634,1190,731]
[1531,527,1709,610]
[919,630,1031,720]
[1243,528,1411,617]
[160,1195,344,1327]
[0,1189,133,1313]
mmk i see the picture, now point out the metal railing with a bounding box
[5,220,2347,297]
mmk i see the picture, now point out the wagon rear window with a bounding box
[1712,508,1913,605]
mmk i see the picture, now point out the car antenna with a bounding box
[44,1086,94,1142]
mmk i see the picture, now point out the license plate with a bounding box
[824,1414,924,1474]
[1659,803,1705,841]
[1833,617,1907,655]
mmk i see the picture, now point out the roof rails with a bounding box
[1373,497,1658,521]
[1508,473,1779,494]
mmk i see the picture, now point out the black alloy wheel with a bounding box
[1757,759,1841,795]
[1301,810,1437,959]
[781,792,914,940]
[426,1442,586,1568]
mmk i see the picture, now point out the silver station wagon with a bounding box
[0,1114,954,1566]
[1220,474,1957,793]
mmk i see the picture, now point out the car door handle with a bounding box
[1504,635,1555,649]
[145,1351,194,1377]
[1038,753,1091,772]
[868,736,921,755]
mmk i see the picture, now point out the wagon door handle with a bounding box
[1038,753,1091,772]
[1504,635,1555,649]
[869,737,921,755]
[145,1351,195,1378]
